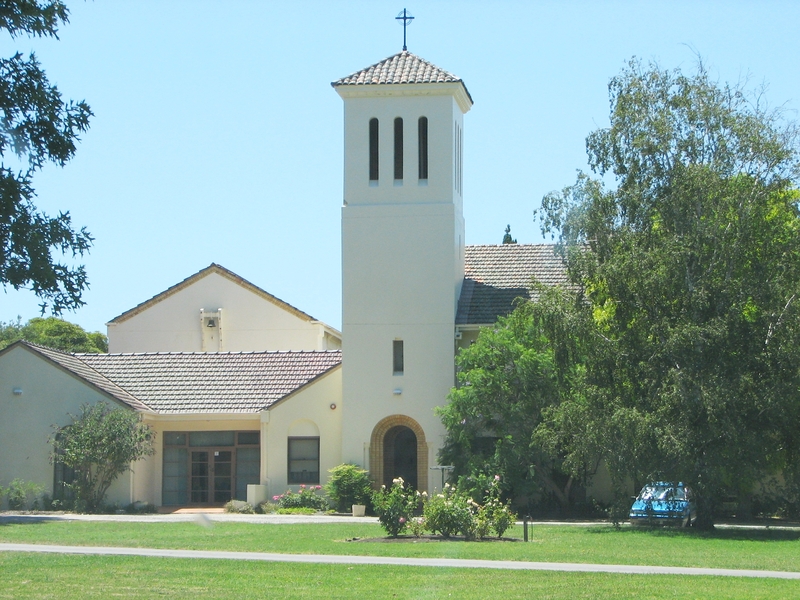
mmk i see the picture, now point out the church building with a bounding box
[0,50,569,508]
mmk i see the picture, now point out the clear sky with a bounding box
[2,1,799,334]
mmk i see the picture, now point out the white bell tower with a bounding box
[333,51,472,492]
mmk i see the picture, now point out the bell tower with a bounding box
[333,51,472,492]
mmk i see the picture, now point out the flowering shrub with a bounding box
[420,475,516,539]
[488,501,515,538]
[479,475,516,538]
[423,484,473,538]
[372,477,417,537]
[272,484,329,511]
[408,515,426,538]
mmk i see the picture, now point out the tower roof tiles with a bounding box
[332,51,473,105]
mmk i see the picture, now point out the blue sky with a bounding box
[2,1,799,334]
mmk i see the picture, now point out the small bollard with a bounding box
[523,516,529,541]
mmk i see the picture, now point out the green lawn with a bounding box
[0,520,799,572]
[1,553,799,599]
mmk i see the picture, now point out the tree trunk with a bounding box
[694,494,715,531]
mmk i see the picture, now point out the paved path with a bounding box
[1,543,799,579]
[0,513,610,526]
[3,512,798,530]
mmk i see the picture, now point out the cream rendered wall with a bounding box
[0,346,133,506]
[142,415,261,506]
[338,83,470,492]
[108,272,328,353]
[263,367,342,497]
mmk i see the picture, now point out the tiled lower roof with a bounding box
[457,244,568,325]
[78,351,341,414]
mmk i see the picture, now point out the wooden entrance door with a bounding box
[190,449,233,504]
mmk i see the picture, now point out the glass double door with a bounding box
[191,449,232,504]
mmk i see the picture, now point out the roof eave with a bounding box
[333,81,473,114]
[4,341,154,413]
[145,412,263,421]
[107,263,321,326]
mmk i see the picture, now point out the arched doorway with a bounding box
[369,415,428,493]
[383,426,417,489]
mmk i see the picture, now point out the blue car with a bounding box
[629,482,696,527]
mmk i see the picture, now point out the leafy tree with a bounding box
[0,0,93,315]
[502,224,517,244]
[0,316,107,351]
[537,58,800,528]
[438,289,593,515]
[51,402,155,512]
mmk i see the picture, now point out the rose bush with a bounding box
[372,477,417,537]
[272,485,329,511]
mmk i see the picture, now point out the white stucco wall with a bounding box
[263,366,342,498]
[108,271,337,353]
[0,346,133,507]
[338,82,470,492]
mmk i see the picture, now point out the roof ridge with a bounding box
[77,349,343,357]
[465,243,558,248]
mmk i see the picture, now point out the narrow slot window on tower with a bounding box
[394,117,404,180]
[369,118,379,181]
[393,340,404,375]
[418,117,428,180]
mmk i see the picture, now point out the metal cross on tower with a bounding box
[396,8,414,51]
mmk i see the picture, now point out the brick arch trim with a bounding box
[369,415,428,493]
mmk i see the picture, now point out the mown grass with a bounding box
[0,520,799,572]
[1,553,799,599]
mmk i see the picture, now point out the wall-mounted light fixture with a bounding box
[329,403,337,410]
[12,388,23,395]
[393,389,402,395]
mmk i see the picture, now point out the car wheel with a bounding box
[682,513,692,528]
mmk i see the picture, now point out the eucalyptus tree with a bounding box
[537,58,800,528]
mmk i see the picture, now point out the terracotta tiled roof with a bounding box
[456,244,569,325]
[332,51,473,104]
[107,264,319,325]
[11,342,153,412]
[78,351,341,414]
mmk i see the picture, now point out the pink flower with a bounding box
[300,484,306,489]
[494,475,501,481]
[315,485,322,490]
[272,495,280,501]
[399,517,406,523]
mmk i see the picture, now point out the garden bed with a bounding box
[347,534,521,543]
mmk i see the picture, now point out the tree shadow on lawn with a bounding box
[586,525,800,542]
[0,515,63,526]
